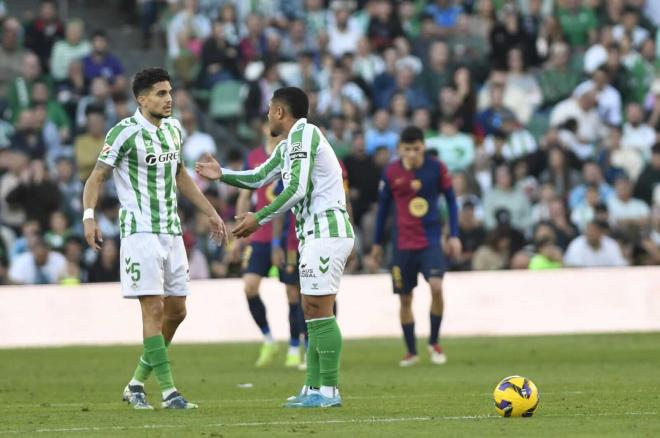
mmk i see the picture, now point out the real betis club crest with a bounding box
[319,256,330,274]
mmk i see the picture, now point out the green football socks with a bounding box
[143,335,175,393]
[131,340,170,384]
[308,317,343,388]
[304,324,321,388]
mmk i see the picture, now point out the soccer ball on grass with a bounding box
[493,375,539,417]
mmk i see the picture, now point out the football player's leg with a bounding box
[424,245,447,364]
[285,283,305,367]
[394,250,419,365]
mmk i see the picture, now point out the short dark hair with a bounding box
[132,68,170,98]
[272,87,309,119]
[400,126,425,143]
[91,30,107,40]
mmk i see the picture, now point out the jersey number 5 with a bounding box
[124,258,141,282]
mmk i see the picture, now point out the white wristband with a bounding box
[83,208,95,221]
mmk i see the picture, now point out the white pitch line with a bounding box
[0,412,657,435]
[6,390,595,409]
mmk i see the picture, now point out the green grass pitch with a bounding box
[1,333,659,437]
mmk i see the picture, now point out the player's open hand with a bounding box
[195,153,222,180]
[446,237,462,259]
[233,212,260,238]
[208,213,228,245]
[83,218,103,252]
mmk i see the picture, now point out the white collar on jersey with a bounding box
[287,118,307,137]
[134,109,161,133]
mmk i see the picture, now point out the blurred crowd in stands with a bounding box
[0,0,658,285]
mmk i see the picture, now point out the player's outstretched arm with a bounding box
[195,144,283,190]
[82,161,112,251]
[176,165,228,245]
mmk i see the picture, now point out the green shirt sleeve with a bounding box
[220,142,283,189]
[254,126,320,226]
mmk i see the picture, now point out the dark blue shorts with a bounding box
[278,249,299,286]
[243,242,272,277]
[391,244,446,294]
[243,242,299,285]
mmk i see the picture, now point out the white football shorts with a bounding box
[298,237,354,296]
[120,233,190,298]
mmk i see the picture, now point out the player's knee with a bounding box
[165,307,187,325]
[143,301,164,323]
[400,295,413,309]
[429,279,443,296]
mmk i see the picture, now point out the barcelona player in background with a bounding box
[371,126,461,367]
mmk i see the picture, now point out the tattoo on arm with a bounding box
[94,161,113,180]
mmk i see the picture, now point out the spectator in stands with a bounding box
[32,102,62,163]
[197,20,240,89]
[0,17,25,93]
[556,0,598,49]
[571,183,601,232]
[602,43,630,102]
[9,109,46,160]
[49,19,90,83]
[425,116,475,172]
[607,175,651,229]
[7,52,49,123]
[564,220,627,267]
[584,26,613,74]
[483,113,537,163]
[476,82,515,136]
[505,47,542,120]
[612,6,650,49]
[31,80,70,142]
[489,3,527,70]
[74,105,105,181]
[537,42,581,108]
[352,37,384,85]
[527,227,563,271]
[621,102,655,161]
[96,196,120,240]
[245,62,286,123]
[367,0,403,51]
[82,30,126,95]
[424,0,462,36]
[180,107,216,168]
[483,165,531,231]
[344,130,380,228]
[327,0,363,59]
[365,109,398,155]
[87,238,120,283]
[550,88,607,147]
[53,156,82,226]
[6,159,59,231]
[418,41,452,108]
[23,0,64,72]
[280,18,317,61]
[8,235,66,285]
[569,161,615,210]
[76,76,117,130]
[0,149,28,231]
[317,67,366,117]
[167,0,211,60]
[325,114,352,158]
[44,210,70,251]
[575,67,622,127]
[634,143,660,206]
[453,200,486,271]
[238,13,266,67]
[539,146,581,198]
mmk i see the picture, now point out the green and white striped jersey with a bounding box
[221,118,354,242]
[98,109,184,238]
